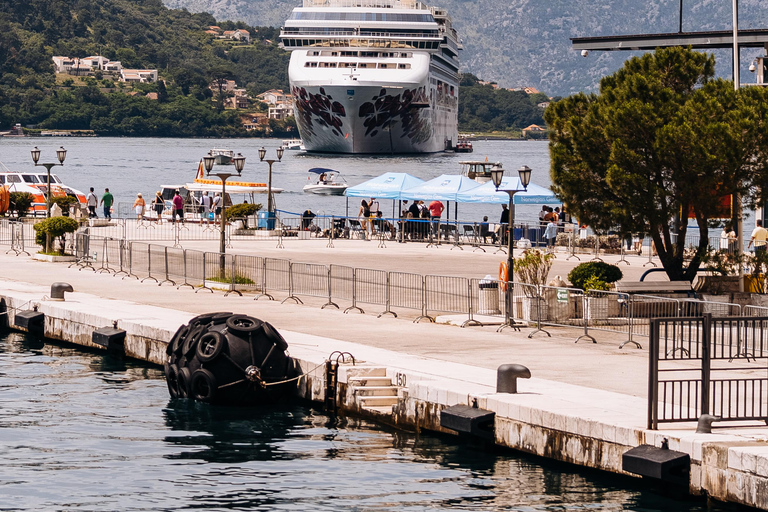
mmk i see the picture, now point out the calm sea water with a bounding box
[0,137,551,223]
[0,331,746,511]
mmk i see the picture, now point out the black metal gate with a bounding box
[648,314,768,429]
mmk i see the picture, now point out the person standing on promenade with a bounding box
[100,188,113,220]
[358,199,371,239]
[86,187,98,218]
[497,204,509,243]
[748,220,768,272]
[199,191,212,224]
[544,218,558,252]
[428,200,444,238]
[172,190,184,223]
[153,191,165,223]
[132,193,145,221]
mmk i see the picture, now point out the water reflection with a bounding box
[0,332,748,511]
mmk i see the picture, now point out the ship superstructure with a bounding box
[280,0,461,154]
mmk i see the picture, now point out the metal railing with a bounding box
[648,313,768,429]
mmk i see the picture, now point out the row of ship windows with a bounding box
[284,39,439,49]
[289,12,434,22]
[308,50,412,58]
[305,62,412,69]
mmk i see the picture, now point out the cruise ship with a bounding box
[279,0,461,154]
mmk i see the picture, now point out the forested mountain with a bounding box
[0,0,545,135]
[163,0,768,96]
[0,0,293,136]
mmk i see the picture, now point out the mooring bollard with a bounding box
[496,364,531,393]
[50,282,74,301]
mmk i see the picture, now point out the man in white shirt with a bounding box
[749,220,768,263]
[86,187,98,218]
[212,193,222,221]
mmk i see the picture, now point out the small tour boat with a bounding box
[302,168,348,195]
[459,160,499,184]
[280,139,304,151]
[0,164,87,215]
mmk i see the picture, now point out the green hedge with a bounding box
[567,261,623,290]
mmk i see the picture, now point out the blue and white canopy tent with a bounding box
[400,174,482,220]
[344,172,425,217]
[345,172,425,199]
[455,176,561,205]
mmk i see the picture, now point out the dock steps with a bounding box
[346,369,402,412]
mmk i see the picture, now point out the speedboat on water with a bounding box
[302,168,348,195]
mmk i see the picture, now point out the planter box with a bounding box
[33,253,77,263]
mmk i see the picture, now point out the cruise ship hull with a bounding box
[291,84,456,154]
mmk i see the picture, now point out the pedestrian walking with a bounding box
[133,193,145,221]
[86,187,98,218]
[172,190,184,223]
[100,188,113,220]
[153,191,165,223]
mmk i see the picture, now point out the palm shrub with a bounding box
[33,217,79,254]
[567,261,623,290]
[9,192,34,217]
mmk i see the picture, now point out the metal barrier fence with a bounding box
[648,314,768,429]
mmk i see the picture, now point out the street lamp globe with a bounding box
[232,153,246,174]
[490,163,504,190]
[31,147,41,164]
[517,165,532,188]
[276,146,284,161]
[56,146,67,164]
[203,153,216,173]
[258,147,267,161]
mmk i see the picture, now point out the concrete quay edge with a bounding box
[2,280,768,509]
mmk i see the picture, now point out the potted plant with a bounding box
[697,249,743,294]
[513,249,554,321]
[744,251,768,294]
[225,203,262,232]
[567,262,623,321]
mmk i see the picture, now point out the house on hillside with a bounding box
[537,101,551,109]
[224,90,250,109]
[269,105,293,120]
[523,87,540,95]
[222,29,250,43]
[52,55,122,75]
[120,69,158,83]
[256,89,291,106]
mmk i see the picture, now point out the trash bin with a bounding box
[257,211,276,230]
[478,275,501,315]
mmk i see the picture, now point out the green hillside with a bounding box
[0,0,545,136]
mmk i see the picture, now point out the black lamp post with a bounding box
[203,151,245,272]
[258,146,283,218]
[491,164,532,331]
[31,146,67,253]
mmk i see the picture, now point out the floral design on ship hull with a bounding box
[291,86,347,142]
[359,87,431,144]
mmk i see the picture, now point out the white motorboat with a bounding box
[209,148,235,165]
[280,139,304,150]
[302,168,347,195]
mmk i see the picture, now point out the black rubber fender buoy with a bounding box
[226,314,262,336]
[177,367,192,398]
[196,331,227,362]
[168,324,189,355]
[166,364,181,398]
[190,369,218,402]
[211,312,234,325]
[263,322,289,351]
[189,312,216,326]
[182,324,206,357]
